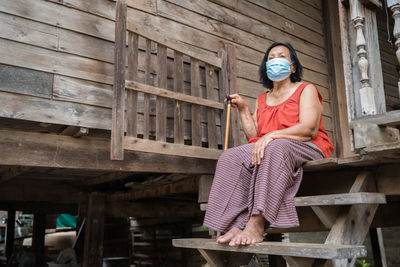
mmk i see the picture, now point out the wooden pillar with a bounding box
[32,212,46,265]
[5,210,15,260]
[111,0,127,160]
[322,0,354,157]
[83,193,105,267]
[387,0,400,98]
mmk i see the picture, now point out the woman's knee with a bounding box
[265,139,293,156]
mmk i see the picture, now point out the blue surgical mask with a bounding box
[266,58,292,82]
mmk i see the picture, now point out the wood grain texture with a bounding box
[191,58,202,146]
[126,31,139,137]
[0,64,53,99]
[174,51,185,144]
[124,136,222,159]
[111,0,127,160]
[0,129,217,174]
[156,44,168,141]
[206,64,218,149]
[172,238,367,259]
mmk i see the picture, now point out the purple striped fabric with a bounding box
[203,139,324,232]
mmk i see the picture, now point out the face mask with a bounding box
[266,58,292,82]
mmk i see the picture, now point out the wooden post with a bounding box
[323,0,354,157]
[369,228,387,267]
[32,212,46,266]
[111,0,127,160]
[5,210,15,260]
[387,0,400,98]
[83,193,105,267]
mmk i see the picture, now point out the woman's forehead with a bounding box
[269,46,290,55]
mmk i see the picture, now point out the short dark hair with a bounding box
[259,42,303,89]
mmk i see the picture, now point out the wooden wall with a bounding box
[0,0,333,145]
[377,8,400,111]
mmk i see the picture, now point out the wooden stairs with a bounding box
[173,171,386,267]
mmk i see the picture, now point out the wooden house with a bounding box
[0,0,400,266]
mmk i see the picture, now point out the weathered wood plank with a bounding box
[191,58,202,146]
[156,44,168,142]
[126,31,139,137]
[83,193,105,267]
[206,65,218,149]
[172,238,367,259]
[111,0,127,160]
[0,64,53,99]
[143,39,152,139]
[294,192,386,206]
[174,52,185,144]
[123,136,222,159]
[350,109,400,127]
[0,91,111,129]
[53,75,113,108]
[125,80,224,110]
[158,0,325,58]
[0,130,217,173]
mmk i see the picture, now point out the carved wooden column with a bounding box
[350,0,377,116]
[388,0,400,98]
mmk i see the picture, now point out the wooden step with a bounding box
[172,238,367,259]
[294,192,386,206]
[200,192,385,211]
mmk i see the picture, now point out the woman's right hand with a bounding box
[226,94,248,111]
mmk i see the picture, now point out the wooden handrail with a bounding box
[125,80,224,110]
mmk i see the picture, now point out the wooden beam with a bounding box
[106,200,202,218]
[0,166,31,183]
[0,129,217,174]
[5,210,15,260]
[123,136,222,160]
[111,0,127,160]
[323,0,354,157]
[311,206,340,228]
[0,179,81,203]
[83,193,105,267]
[60,126,89,138]
[110,175,200,201]
[32,212,46,266]
[353,122,400,149]
[350,109,400,127]
[125,80,224,110]
[86,171,135,185]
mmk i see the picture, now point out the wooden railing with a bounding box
[111,0,239,160]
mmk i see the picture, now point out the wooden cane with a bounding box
[224,95,232,151]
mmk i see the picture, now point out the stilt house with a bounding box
[0,0,400,266]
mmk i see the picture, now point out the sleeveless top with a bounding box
[248,82,334,158]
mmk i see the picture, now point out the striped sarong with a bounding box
[203,138,324,232]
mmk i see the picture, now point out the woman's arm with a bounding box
[251,84,322,164]
[228,94,258,140]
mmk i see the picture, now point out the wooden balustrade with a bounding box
[387,0,400,99]
[350,0,377,116]
[111,0,239,160]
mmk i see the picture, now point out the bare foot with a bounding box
[216,227,241,244]
[229,215,265,247]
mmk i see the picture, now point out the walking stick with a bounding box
[224,94,232,151]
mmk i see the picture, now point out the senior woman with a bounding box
[203,42,334,247]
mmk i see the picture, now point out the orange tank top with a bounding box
[248,82,334,158]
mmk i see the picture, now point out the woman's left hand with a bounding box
[252,134,274,165]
